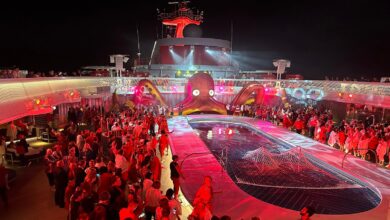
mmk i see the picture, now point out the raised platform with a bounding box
[167,115,390,219]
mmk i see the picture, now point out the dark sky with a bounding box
[1,0,390,79]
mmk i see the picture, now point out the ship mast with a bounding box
[157,0,204,38]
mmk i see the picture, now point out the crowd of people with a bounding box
[41,104,250,220]
[0,69,25,78]
[244,104,390,166]
[3,96,389,219]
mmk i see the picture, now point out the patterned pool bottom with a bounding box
[190,121,381,214]
[235,183,380,214]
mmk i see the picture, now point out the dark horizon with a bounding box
[1,0,390,80]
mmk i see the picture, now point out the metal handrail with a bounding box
[341,148,378,168]
[180,151,211,167]
[159,10,203,21]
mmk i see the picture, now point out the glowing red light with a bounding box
[349,94,353,98]
[265,88,269,92]
[162,17,201,38]
[338,92,342,97]
[228,129,233,135]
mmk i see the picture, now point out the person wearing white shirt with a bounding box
[76,132,84,151]
[142,172,153,201]
[115,150,129,174]
[111,122,121,131]
[145,181,163,220]
[327,129,339,148]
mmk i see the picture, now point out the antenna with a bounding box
[136,24,141,64]
[230,19,233,52]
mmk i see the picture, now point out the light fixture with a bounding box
[209,90,214,96]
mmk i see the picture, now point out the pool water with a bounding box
[190,120,381,214]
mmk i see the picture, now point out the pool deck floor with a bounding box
[167,115,390,220]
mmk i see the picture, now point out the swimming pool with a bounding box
[189,119,381,214]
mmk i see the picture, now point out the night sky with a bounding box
[1,0,390,80]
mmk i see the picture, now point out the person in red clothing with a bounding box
[338,128,347,152]
[282,114,292,129]
[300,206,315,220]
[150,151,162,182]
[97,166,115,194]
[377,137,388,166]
[191,176,213,219]
[158,115,168,134]
[148,133,158,152]
[368,133,379,151]
[367,133,379,162]
[308,116,318,138]
[351,128,362,156]
[293,117,304,134]
[358,133,370,159]
[123,136,134,161]
[325,119,334,141]
[316,123,327,144]
[159,130,169,159]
